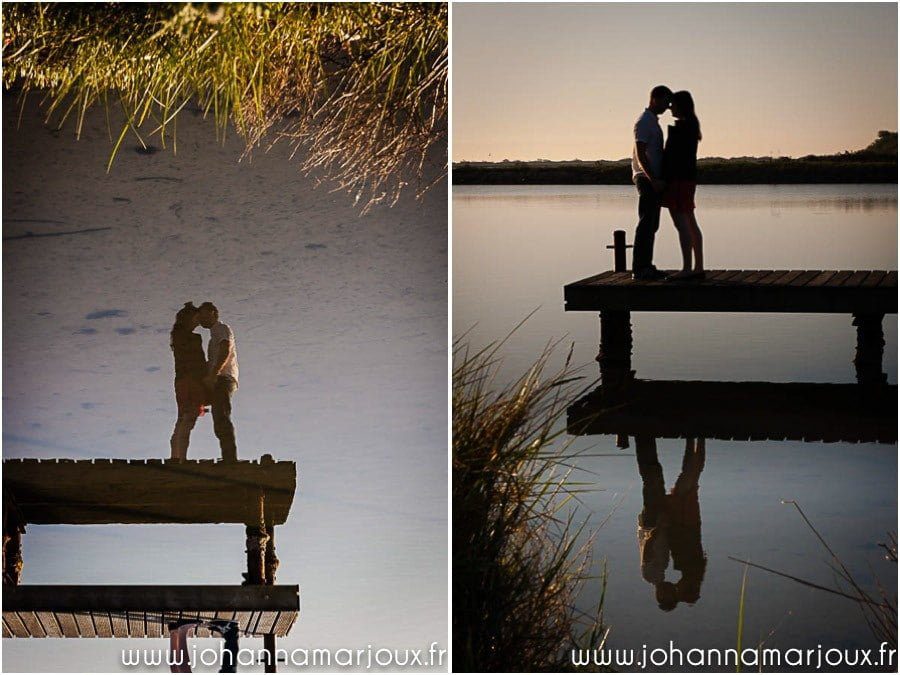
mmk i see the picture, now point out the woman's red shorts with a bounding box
[175,378,209,417]
[662,179,696,212]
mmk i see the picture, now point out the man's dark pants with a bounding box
[211,376,238,461]
[633,175,662,273]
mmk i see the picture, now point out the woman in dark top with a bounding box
[662,90,704,280]
[169,302,208,460]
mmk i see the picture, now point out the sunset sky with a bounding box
[453,3,898,161]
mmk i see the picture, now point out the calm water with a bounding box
[3,98,447,671]
[454,184,898,670]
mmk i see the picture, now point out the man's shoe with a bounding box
[633,268,668,281]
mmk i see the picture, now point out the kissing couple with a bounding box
[631,85,705,281]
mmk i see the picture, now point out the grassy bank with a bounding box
[453,132,897,185]
[453,337,605,671]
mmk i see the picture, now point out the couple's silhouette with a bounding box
[169,301,240,461]
[632,85,705,280]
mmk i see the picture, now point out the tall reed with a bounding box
[453,336,606,671]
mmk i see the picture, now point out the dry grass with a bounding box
[453,334,607,671]
[2,2,447,210]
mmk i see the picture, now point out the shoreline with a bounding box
[452,160,897,186]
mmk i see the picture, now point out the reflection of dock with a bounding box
[568,380,897,444]
[3,456,298,671]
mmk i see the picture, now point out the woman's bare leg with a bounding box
[688,212,704,271]
[170,413,198,460]
[670,209,693,273]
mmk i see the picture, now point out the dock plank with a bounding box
[5,613,28,638]
[19,611,47,637]
[57,613,80,638]
[878,271,897,288]
[74,612,96,637]
[788,270,822,286]
[806,271,838,287]
[861,271,887,287]
[94,612,113,637]
[771,270,805,286]
[706,270,737,282]
[825,270,854,287]
[842,271,871,287]
[582,271,618,285]
[709,270,745,284]
[253,611,279,635]
[758,270,790,285]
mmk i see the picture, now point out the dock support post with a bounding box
[264,633,277,673]
[255,454,280,672]
[263,519,279,672]
[244,491,269,585]
[852,313,886,385]
[597,310,633,394]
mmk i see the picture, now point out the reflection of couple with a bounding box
[632,85,705,280]
[635,437,707,611]
[169,302,239,461]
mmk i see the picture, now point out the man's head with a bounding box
[648,85,673,115]
[655,581,679,612]
[198,301,219,328]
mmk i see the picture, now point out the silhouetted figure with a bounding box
[170,303,208,460]
[662,90,705,279]
[198,302,239,462]
[635,436,707,611]
[631,85,672,280]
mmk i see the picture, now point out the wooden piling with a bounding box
[852,313,887,385]
[245,491,269,585]
[606,230,632,273]
[597,310,633,392]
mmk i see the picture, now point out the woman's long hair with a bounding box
[673,90,701,141]
[170,302,198,351]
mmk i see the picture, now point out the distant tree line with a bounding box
[453,132,897,185]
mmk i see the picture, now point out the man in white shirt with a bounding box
[631,85,672,280]
[198,301,239,462]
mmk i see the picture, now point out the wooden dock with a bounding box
[3,584,299,638]
[568,380,897,444]
[564,269,897,314]
[3,458,296,526]
[565,233,897,386]
[3,455,299,669]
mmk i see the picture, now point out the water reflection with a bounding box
[568,373,897,614]
[635,436,706,612]
[569,377,897,444]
